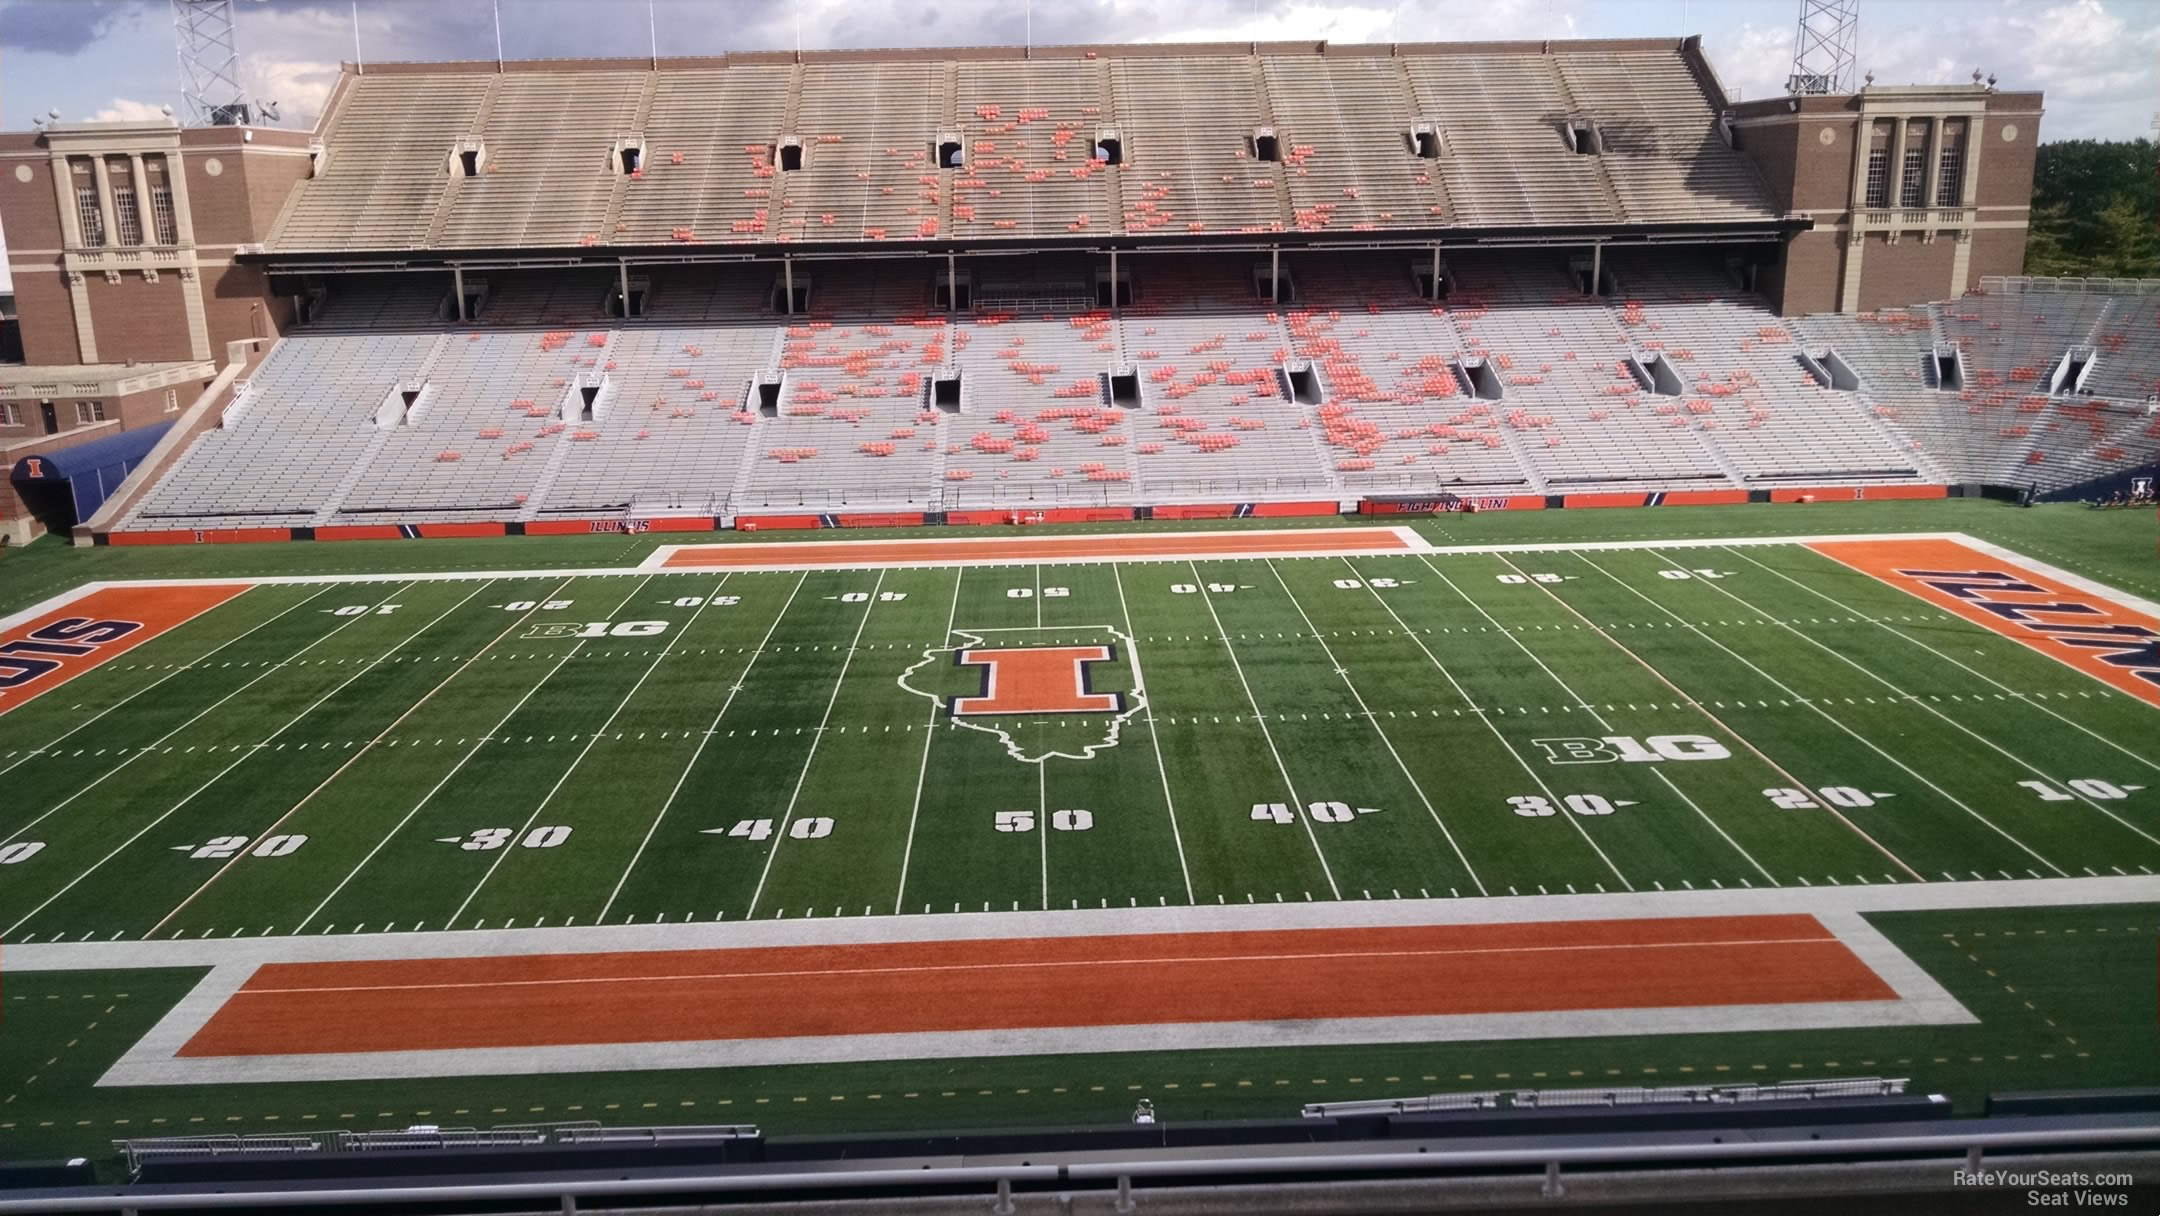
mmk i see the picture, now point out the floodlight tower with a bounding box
[172,0,251,125]
[1786,0,1859,96]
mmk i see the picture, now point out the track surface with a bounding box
[177,915,1894,1057]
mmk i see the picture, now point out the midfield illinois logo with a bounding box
[899,628,1145,764]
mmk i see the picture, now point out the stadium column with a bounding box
[1840,114,1871,313]
[453,265,467,321]
[617,260,631,320]
[1590,241,1601,298]
[1109,248,1119,315]
[89,157,117,251]
[783,255,795,315]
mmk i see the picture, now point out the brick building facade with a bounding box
[1728,81,2040,315]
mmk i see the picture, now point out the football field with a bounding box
[3,517,2160,1155]
[6,527,2158,945]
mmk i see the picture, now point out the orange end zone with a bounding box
[178,916,1892,1057]
[1808,538,2160,709]
[0,584,249,716]
[657,528,1414,570]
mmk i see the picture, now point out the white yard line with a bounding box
[3,581,472,939]
[0,585,336,781]
[289,577,633,935]
[1491,550,1923,884]
[600,573,811,923]
[1038,756,1050,912]
[142,576,567,938]
[1414,552,1779,885]
[1752,545,2160,773]
[1035,564,1050,911]
[448,574,703,928]
[1111,564,1196,904]
[1573,550,2068,877]
[1263,559,1488,897]
[1659,546,2160,855]
[1362,556,1631,891]
[744,570,888,918]
[891,568,966,915]
[1,583,419,850]
[1185,560,1342,899]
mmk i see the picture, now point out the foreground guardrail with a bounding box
[15,1116,2153,1214]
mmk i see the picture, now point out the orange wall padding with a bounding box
[415,522,506,539]
[1036,507,1136,523]
[1251,500,1340,517]
[108,527,293,545]
[1662,490,1751,506]
[837,512,927,528]
[735,515,825,531]
[1152,504,1238,520]
[1860,484,1950,501]
[1563,493,1650,509]
[314,525,405,541]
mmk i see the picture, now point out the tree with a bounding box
[2024,139,2159,278]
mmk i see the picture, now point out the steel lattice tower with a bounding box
[172,0,248,125]
[1786,0,1859,96]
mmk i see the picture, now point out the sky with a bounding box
[2,0,2155,290]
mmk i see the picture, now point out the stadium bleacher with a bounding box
[116,258,2160,533]
[89,39,2153,535]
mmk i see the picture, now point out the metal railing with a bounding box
[50,1118,2159,1215]
[1303,1077,1910,1119]
[1981,274,2160,297]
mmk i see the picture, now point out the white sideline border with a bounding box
[77,872,2131,1087]
[636,525,1437,573]
[13,530,2155,634]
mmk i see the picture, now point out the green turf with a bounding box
[1,498,2157,1166]
[4,498,2157,620]
[7,533,2158,937]
[5,903,2155,1169]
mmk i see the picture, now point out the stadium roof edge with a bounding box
[331,34,1704,77]
[247,216,1812,274]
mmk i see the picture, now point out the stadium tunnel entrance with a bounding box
[10,422,170,537]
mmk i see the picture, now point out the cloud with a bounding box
[8,0,2153,141]
[0,0,139,55]
[89,96,168,122]
[1703,0,2155,140]
[1860,0,2159,140]
[244,55,342,126]
[1704,22,1794,104]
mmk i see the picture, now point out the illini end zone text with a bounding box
[1807,538,2160,709]
[0,585,251,715]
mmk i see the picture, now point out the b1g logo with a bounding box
[520,620,670,639]
[0,617,142,690]
[1533,735,1732,765]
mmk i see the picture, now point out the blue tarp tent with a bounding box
[11,422,171,529]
